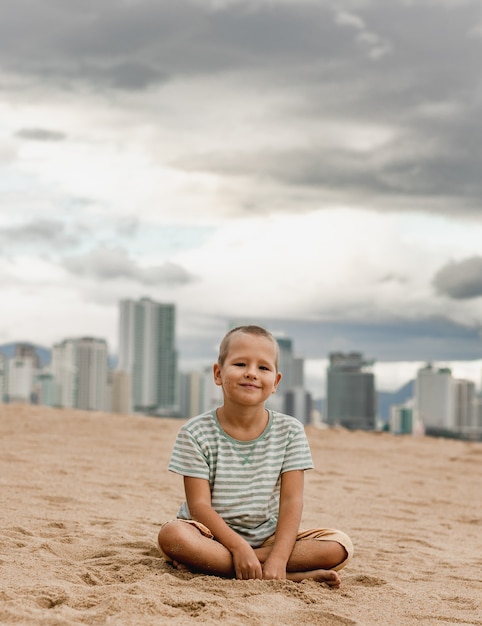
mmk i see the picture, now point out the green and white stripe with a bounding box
[168,409,314,547]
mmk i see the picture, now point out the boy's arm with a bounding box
[262,469,304,580]
[184,476,263,579]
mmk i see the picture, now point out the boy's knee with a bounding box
[158,520,191,558]
[159,520,180,544]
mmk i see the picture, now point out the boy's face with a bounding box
[213,332,282,407]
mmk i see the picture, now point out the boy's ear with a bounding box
[213,363,223,386]
[272,371,282,393]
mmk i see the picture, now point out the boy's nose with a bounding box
[245,366,257,378]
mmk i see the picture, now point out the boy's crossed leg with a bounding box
[158,520,352,587]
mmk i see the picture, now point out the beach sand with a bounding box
[1,403,481,626]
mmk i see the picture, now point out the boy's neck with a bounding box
[216,404,269,441]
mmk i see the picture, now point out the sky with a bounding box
[1,0,482,394]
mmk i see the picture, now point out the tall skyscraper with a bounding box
[118,298,178,413]
[6,356,35,403]
[111,370,132,415]
[414,364,454,431]
[284,387,312,425]
[325,352,376,430]
[415,364,481,437]
[276,336,295,392]
[76,337,109,411]
[453,378,476,433]
[0,353,6,402]
[52,337,109,411]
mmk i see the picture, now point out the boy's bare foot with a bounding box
[172,560,192,573]
[170,560,341,588]
[287,569,341,587]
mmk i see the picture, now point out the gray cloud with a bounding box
[433,257,482,299]
[15,128,66,141]
[1,1,479,89]
[194,315,482,363]
[174,140,482,211]
[63,246,197,286]
[115,218,140,238]
[0,219,80,247]
[2,0,482,216]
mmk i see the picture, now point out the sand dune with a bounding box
[1,403,481,626]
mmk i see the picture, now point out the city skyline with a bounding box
[1,326,481,400]
[2,1,482,376]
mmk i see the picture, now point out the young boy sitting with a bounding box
[158,325,353,587]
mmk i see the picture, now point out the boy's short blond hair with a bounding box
[217,325,279,370]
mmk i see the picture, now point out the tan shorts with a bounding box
[158,519,353,571]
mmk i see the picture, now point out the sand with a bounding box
[0,403,481,626]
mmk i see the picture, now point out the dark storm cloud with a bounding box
[2,1,478,88]
[174,138,482,209]
[220,315,482,362]
[0,219,80,248]
[63,246,197,286]
[3,0,482,213]
[0,1,346,83]
[433,257,482,299]
[15,128,67,141]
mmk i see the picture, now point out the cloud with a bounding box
[62,245,198,286]
[0,219,80,248]
[433,256,482,299]
[333,8,392,60]
[2,0,482,218]
[15,128,67,141]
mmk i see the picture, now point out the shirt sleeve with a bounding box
[281,419,314,473]
[168,425,211,480]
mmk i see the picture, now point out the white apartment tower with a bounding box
[6,356,35,403]
[415,364,454,431]
[118,298,177,413]
[76,338,109,411]
[52,337,109,411]
[52,340,77,408]
[453,378,476,434]
[0,353,6,402]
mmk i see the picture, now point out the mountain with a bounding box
[377,380,415,423]
[0,343,52,368]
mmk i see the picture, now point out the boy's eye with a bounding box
[234,362,245,367]
[259,366,269,371]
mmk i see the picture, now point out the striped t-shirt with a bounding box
[168,409,314,547]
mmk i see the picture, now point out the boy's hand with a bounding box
[230,542,263,580]
[261,554,287,580]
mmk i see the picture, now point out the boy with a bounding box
[158,325,353,586]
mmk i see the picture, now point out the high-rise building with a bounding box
[453,378,476,433]
[15,343,40,369]
[276,336,294,392]
[52,337,109,411]
[6,356,35,403]
[111,369,132,415]
[415,364,482,437]
[325,352,376,430]
[390,403,414,435]
[33,371,56,407]
[76,338,109,411]
[284,387,312,425]
[0,353,6,402]
[118,298,178,413]
[52,340,77,408]
[200,365,223,413]
[179,370,204,418]
[473,397,482,435]
[414,364,454,431]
